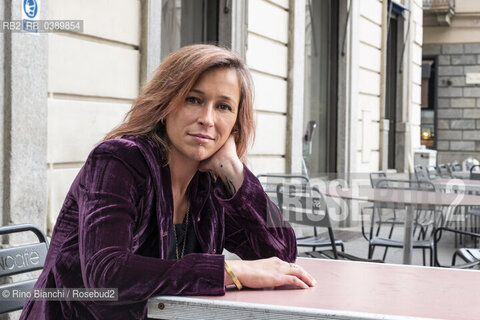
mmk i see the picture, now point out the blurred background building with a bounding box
[422,0,480,164]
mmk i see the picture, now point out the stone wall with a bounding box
[424,43,480,164]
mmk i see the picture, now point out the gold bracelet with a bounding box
[224,261,243,290]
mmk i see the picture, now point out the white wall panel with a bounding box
[47,167,81,233]
[412,83,422,105]
[411,125,421,150]
[251,71,287,113]
[47,99,130,163]
[411,1,423,24]
[357,113,380,162]
[48,0,141,46]
[246,34,288,78]
[365,121,380,151]
[356,151,380,173]
[267,0,289,9]
[359,0,382,25]
[358,94,380,120]
[249,0,289,43]
[359,43,381,72]
[358,68,381,96]
[250,112,286,155]
[414,23,423,45]
[246,156,286,175]
[48,34,140,99]
[413,0,424,8]
[456,0,480,12]
[411,103,421,126]
[412,64,422,85]
[412,43,423,65]
[359,18,382,49]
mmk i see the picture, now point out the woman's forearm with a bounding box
[217,156,244,196]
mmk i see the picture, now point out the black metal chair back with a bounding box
[452,161,462,171]
[427,166,438,180]
[276,183,339,258]
[470,164,480,180]
[0,224,48,314]
[362,179,437,265]
[438,164,451,178]
[414,165,428,181]
[257,174,309,205]
[375,178,436,191]
[369,171,386,188]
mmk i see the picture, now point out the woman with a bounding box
[20,44,315,319]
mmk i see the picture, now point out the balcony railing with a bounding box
[423,0,455,10]
[423,0,455,26]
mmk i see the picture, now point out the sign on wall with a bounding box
[465,73,480,84]
[22,0,41,32]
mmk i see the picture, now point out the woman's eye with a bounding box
[186,97,201,104]
[218,104,232,111]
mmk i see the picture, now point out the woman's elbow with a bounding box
[82,251,128,290]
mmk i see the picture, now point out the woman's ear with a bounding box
[231,124,239,136]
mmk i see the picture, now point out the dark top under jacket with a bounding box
[167,216,202,260]
[19,135,297,320]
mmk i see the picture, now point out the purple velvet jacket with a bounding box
[20,135,297,319]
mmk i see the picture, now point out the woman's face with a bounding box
[166,67,240,162]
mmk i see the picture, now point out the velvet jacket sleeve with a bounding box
[214,165,298,263]
[75,141,225,304]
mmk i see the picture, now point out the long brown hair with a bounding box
[104,44,255,160]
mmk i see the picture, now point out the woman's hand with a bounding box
[199,135,244,196]
[225,257,317,289]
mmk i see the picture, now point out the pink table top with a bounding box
[199,258,480,320]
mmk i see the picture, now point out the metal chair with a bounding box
[258,174,331,252]
[427,166,438,180]
[469,164,480,180]
[361,179,439,265]
[414,165,429,181]
[435,177,479,248]
[437,163,452,178]
[276,183,344,256]
[257,173,310,205]
[0,224,49,314]
[452,161,462,171]
[367,172,402,261]
[433,227,480,269]
[369,171,386,188]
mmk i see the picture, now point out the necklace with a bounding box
[173,206,189,260]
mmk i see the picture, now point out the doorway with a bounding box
[161,0,221,59]
[303,0,339,177]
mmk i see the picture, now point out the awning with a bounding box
[388,0,410,15]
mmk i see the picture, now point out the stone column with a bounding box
[2,1,48,241]
[140,0,162,84]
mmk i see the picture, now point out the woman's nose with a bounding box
[198,103,214,127]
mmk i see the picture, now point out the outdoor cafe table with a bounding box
[148,258,480,320]
[324,186,480,264]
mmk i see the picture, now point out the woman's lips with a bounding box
[188,134,214,144]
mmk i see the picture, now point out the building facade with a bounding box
[423,0,480,164]
[1,0,423,235]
